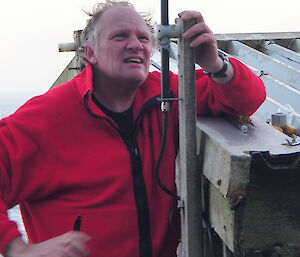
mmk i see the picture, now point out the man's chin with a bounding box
[121,73,149,86]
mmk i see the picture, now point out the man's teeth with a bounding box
[126,58,142,63]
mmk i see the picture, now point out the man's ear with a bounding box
[85,45,97,64]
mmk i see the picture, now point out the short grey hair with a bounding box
[81,0,154,61]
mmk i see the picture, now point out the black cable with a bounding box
[203,216,216,257]
[156,0,180,201]
[155,111,181,201]
[169,206,181,242]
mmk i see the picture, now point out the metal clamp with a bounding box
[158,37,170,50]
[157,97,183,102]
[160,102,170,112]
[177,200,185,210]
[155,24,183,50]
[154,24,182,40]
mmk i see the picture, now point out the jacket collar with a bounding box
[73,63,162,119]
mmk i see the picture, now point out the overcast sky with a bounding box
[0,0,299,99]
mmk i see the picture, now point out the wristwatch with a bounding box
[203,50,229,78]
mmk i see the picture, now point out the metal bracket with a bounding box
[160,101,170,112]
[155,24,183,40]
[68,67,81,71]
[285,135,300,146]
[177,200,185,210]
[58,30,83,57]
[158,37,170,50]
[156,97,183,113]
[155,24,183,50]
[156,97,183,102]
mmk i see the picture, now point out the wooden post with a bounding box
[51,30,83,88]
[73,30,85,71]
[178,19,203,257]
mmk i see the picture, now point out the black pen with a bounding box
[73,216,82,231]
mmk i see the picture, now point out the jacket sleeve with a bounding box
[0,118,26,253]
[194,57,266,116]
[0,110,50,253]
[0,198,21,253]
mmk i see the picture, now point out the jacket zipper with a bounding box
[120,131,152,257]
[84,91,161,257]
[119,96,160,257]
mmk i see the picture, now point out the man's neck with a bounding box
[92,75,139,113]
[92,88,135,113]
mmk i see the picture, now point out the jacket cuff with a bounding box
[0,200,22,254]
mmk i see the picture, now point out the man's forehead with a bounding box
[97,8,150,33]
[99,6,145,24]
[107,22,149,32]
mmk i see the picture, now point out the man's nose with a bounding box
[127,36,143,51]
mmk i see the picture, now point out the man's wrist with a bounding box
[203,51,229,78]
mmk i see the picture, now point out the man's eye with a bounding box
[139,36,149,42]
[113,33,127,39]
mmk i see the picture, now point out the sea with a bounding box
[0,91,40,118]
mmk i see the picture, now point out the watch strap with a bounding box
[203,51,229,78]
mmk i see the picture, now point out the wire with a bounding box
[169,206,181,242]
[203,215,216,257]
[155,111,181,201]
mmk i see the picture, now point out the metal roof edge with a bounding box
[215,32,300,41]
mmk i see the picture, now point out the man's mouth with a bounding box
[125,58,143,64]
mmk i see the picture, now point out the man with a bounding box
[1,1,266,257]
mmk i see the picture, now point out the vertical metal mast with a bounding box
[160,0,170,102]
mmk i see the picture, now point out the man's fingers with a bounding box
[41,231,90,257]
[63,231,91,243]
[183,22,206,38]
[190,32,216,48]
[5,231,91,257]
[62,232,90,257]
[69,238,90,257]
[182,22,215,48]
[178,10,215,49]
[178,10,204,23]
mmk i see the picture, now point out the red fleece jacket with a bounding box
[0,59,265,257]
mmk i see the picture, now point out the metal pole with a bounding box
[178,18,203,257]
[160,0,170,100]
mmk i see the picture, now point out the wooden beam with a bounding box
[178,18,203,257]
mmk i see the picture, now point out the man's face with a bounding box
[88,7,153,87]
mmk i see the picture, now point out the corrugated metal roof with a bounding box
[216,32,300,126]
